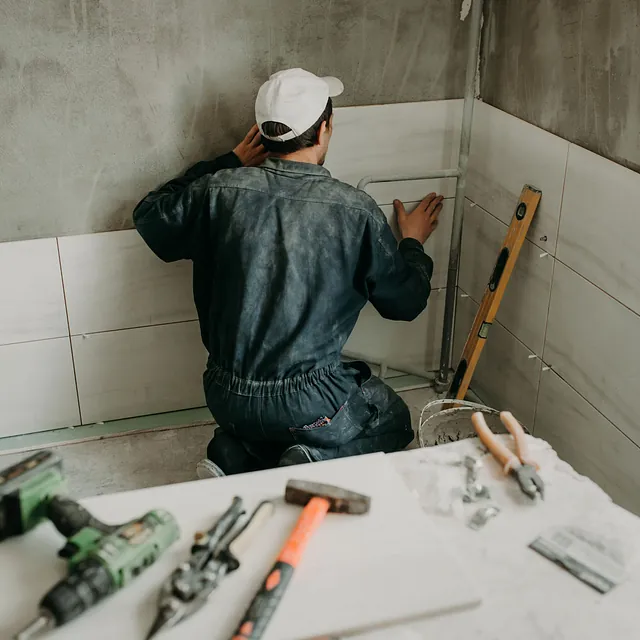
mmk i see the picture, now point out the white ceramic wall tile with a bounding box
[544,261,640,447]
[558,144,640,316]
[59,230,196,336]
[326,100,462,204]
[458,200,553,355]
[535,370,640,515]
[378,199,453,290]
[344,288,446,375]
[0,338,80,437]
[0,239,68,345]
[72,321,207,424]
[454,293,541,428]
[467,101,570,253]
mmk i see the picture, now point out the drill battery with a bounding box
[0,450,65,541]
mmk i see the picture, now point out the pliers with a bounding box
[146,498,275,639]
[471,411,545,500]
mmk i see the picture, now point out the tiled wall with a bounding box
[456,101,640,514]
[0,100,462,438]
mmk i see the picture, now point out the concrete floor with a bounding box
[0,388,440,499]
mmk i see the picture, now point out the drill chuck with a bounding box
[42,559,114,625]
[14,560,114,638]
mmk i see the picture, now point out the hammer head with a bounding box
[285,480,370,515]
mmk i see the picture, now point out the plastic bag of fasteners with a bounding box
[417,399,530,448]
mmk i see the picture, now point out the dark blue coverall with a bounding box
[134,154,433,473]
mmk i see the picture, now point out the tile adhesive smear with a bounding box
[459,0,483,96]
[460,0,472,21]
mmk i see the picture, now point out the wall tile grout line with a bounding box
[69,317,200,339]
[465,197,556,258]
[554,258,640,321]
[458,286,536,356]
[529,360,544,437]
[55,238,83,426]
[0,334,73,349]
[532,256,556,436]
[540,368,640,453]
[467,195,640,323]
[556,143,572,239]
[532,141,572,433]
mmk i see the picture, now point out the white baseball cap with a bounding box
[255,68,344,142]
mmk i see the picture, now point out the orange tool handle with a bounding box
[471,412,521,474]
[231,497,330,640]
[500,411,538,469]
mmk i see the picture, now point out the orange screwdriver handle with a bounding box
[471,412,521,474]
[231,496,331,640]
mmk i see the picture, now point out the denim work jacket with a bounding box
[134,154,434,382]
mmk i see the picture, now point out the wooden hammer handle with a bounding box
[231,497,330,640]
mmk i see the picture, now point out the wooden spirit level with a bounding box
[448,185,542,400]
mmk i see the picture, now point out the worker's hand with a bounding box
[233,125,268,167]
[394,193,444,244]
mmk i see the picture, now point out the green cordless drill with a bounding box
[0,450,180,639]
[16,509,179,639]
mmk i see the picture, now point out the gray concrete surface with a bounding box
[0,0,467,242]
[481,0,640,173]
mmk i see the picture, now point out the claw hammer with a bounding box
[231,480,371,640]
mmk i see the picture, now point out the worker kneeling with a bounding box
[134,69,443,476]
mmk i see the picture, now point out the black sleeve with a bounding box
[364,214,434,322]
[133,151,242,262]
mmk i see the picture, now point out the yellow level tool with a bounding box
[448,185,543,400]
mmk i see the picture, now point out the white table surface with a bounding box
[368,436,640,640]
[1,452,480,640]
[3,437,638,640]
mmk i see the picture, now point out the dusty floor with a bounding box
[0,388,440,499]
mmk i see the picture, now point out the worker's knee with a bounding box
[361,378,412,435]
[206,428,257,475]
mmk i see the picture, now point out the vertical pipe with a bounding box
[436,0,484,390]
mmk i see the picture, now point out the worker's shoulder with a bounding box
[319,175,381,214]
[321,178,389,229]
[306,178,388,229]
[209,166,382,219]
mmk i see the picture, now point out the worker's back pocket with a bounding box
[289,389,373,448]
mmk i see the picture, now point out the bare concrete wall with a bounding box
[481,0,640,173]
[0,0,467,242]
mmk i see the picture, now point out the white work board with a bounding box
[1,452,481,639]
